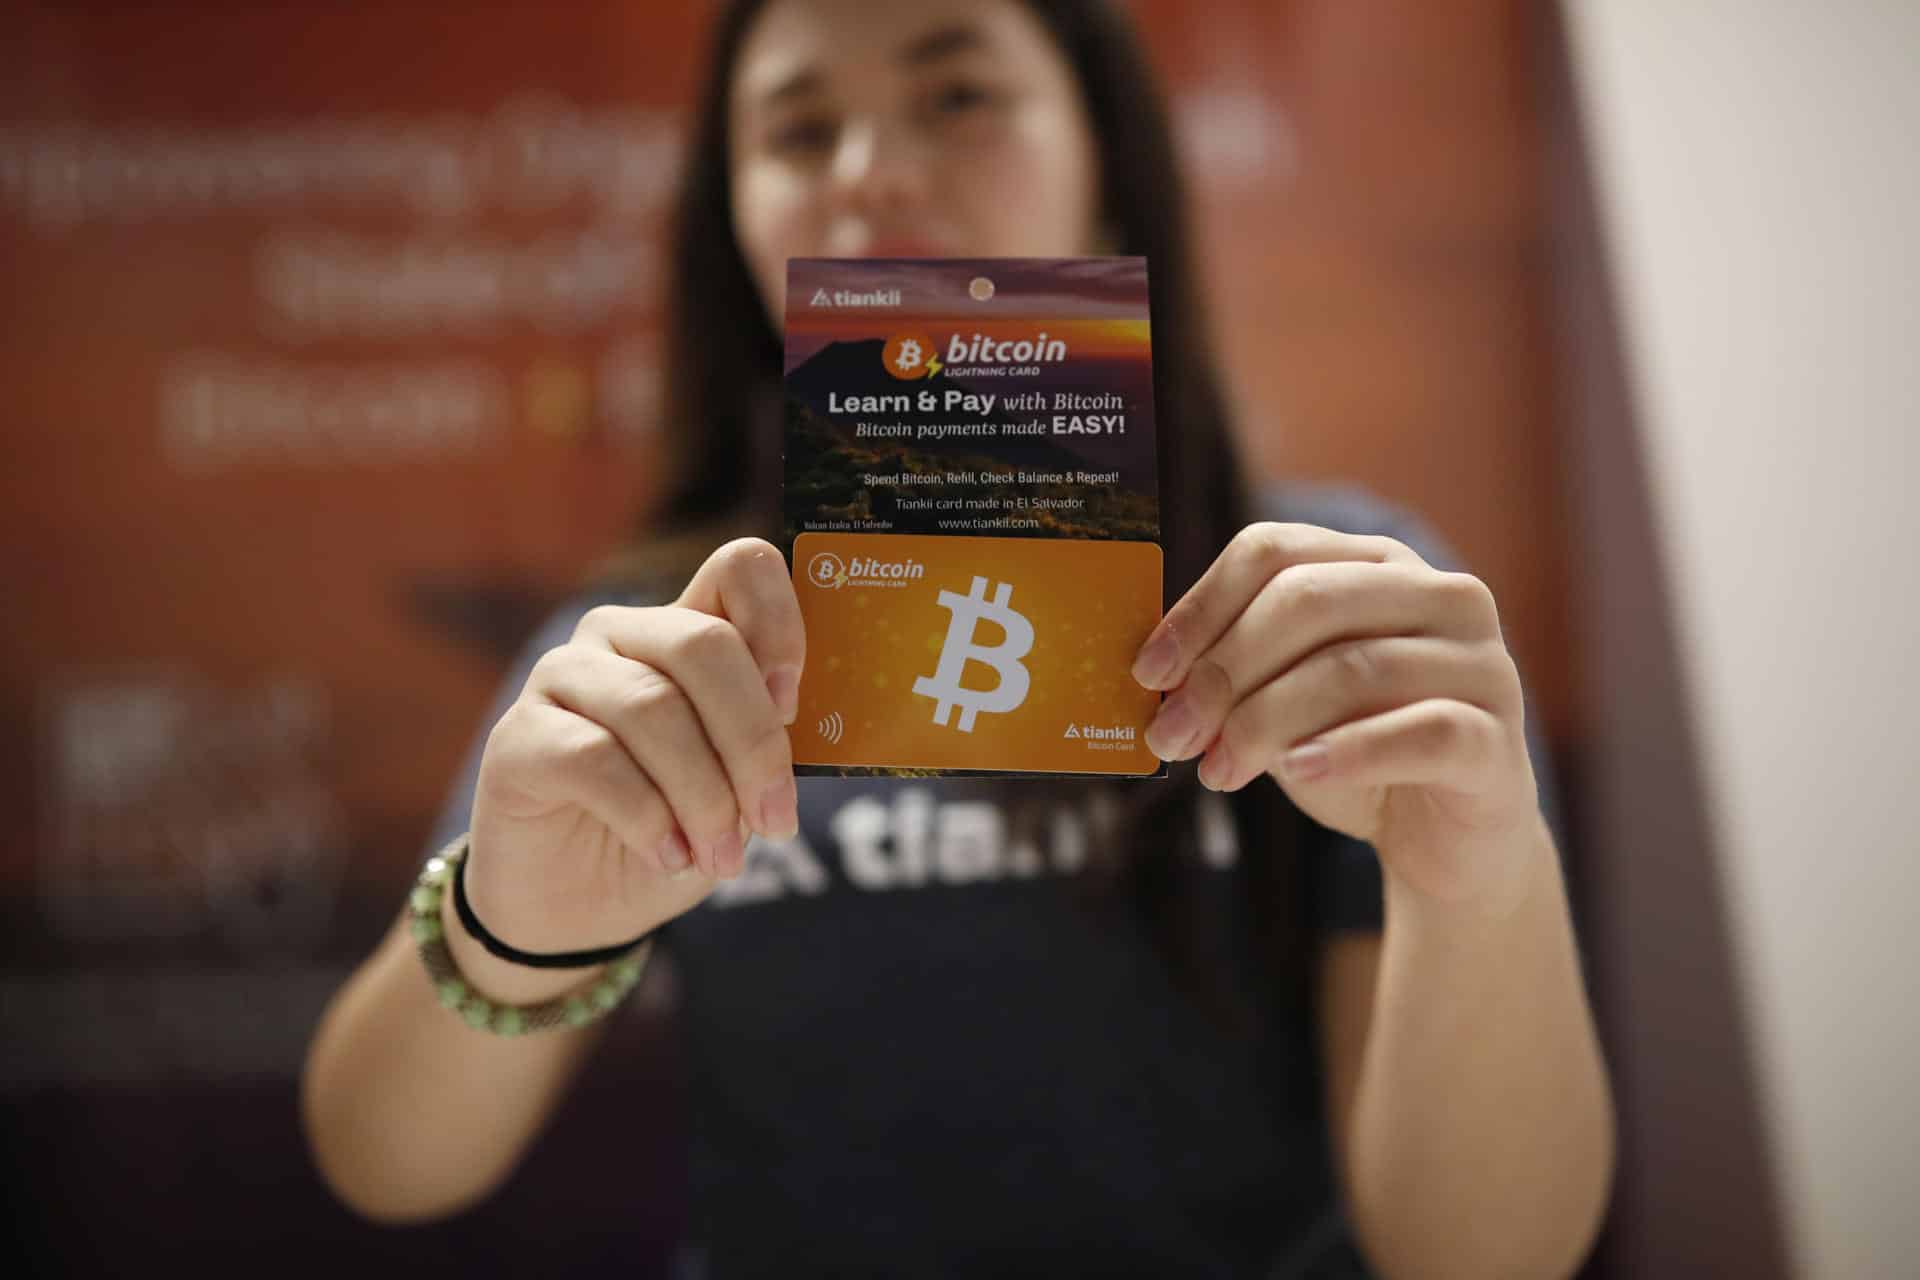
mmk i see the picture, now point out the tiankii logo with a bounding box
[1063,723,1136,742]
[811,287,902,307]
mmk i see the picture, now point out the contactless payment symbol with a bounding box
[882,332,940,380]
[913,576,1034,732]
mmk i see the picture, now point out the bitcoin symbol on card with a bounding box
[882,332,939,380]
[913,576,1034,732]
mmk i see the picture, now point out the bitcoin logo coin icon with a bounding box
[882,332,938,380]
[913,576,1035,732]
[807,551,846,589]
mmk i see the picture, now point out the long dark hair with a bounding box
[645,0,1314,1030]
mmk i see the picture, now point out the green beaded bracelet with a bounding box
[408,833,651,1035]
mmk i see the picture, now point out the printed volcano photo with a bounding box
[783,337,1160,544]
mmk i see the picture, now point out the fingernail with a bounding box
[1146,693,1195,761]
[656,829,693,872]
[759,776,798,838]
[1132,626,1179,690]
[711,829,745,879]
[1282,742,1331,782]
[766,666,802,724]
[1199,743,1236,791]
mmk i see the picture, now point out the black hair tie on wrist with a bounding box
[452,845,653,969]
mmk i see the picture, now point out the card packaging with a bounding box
[782,257,1164,778]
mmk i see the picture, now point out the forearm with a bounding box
[299,889,619,1224]
[1343,816,1615,1279]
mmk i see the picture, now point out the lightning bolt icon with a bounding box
[925,357,942,377]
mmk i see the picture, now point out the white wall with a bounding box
[1563,3,1920,1275]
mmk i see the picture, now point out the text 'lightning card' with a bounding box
[783,257,1163,777]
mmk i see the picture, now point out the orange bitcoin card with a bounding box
[790,533,1163,776]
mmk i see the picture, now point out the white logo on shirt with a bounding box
[706,788,1240,909]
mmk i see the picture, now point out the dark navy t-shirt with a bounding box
[423,485,1564,1278]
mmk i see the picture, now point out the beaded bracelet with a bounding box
[407,834,650,1036]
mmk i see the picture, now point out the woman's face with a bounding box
[729,0,1106,329]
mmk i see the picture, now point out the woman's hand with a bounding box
[466,537,804,956]
[1133,522,1543,916]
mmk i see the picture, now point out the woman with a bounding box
[302,2,1615,1275]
